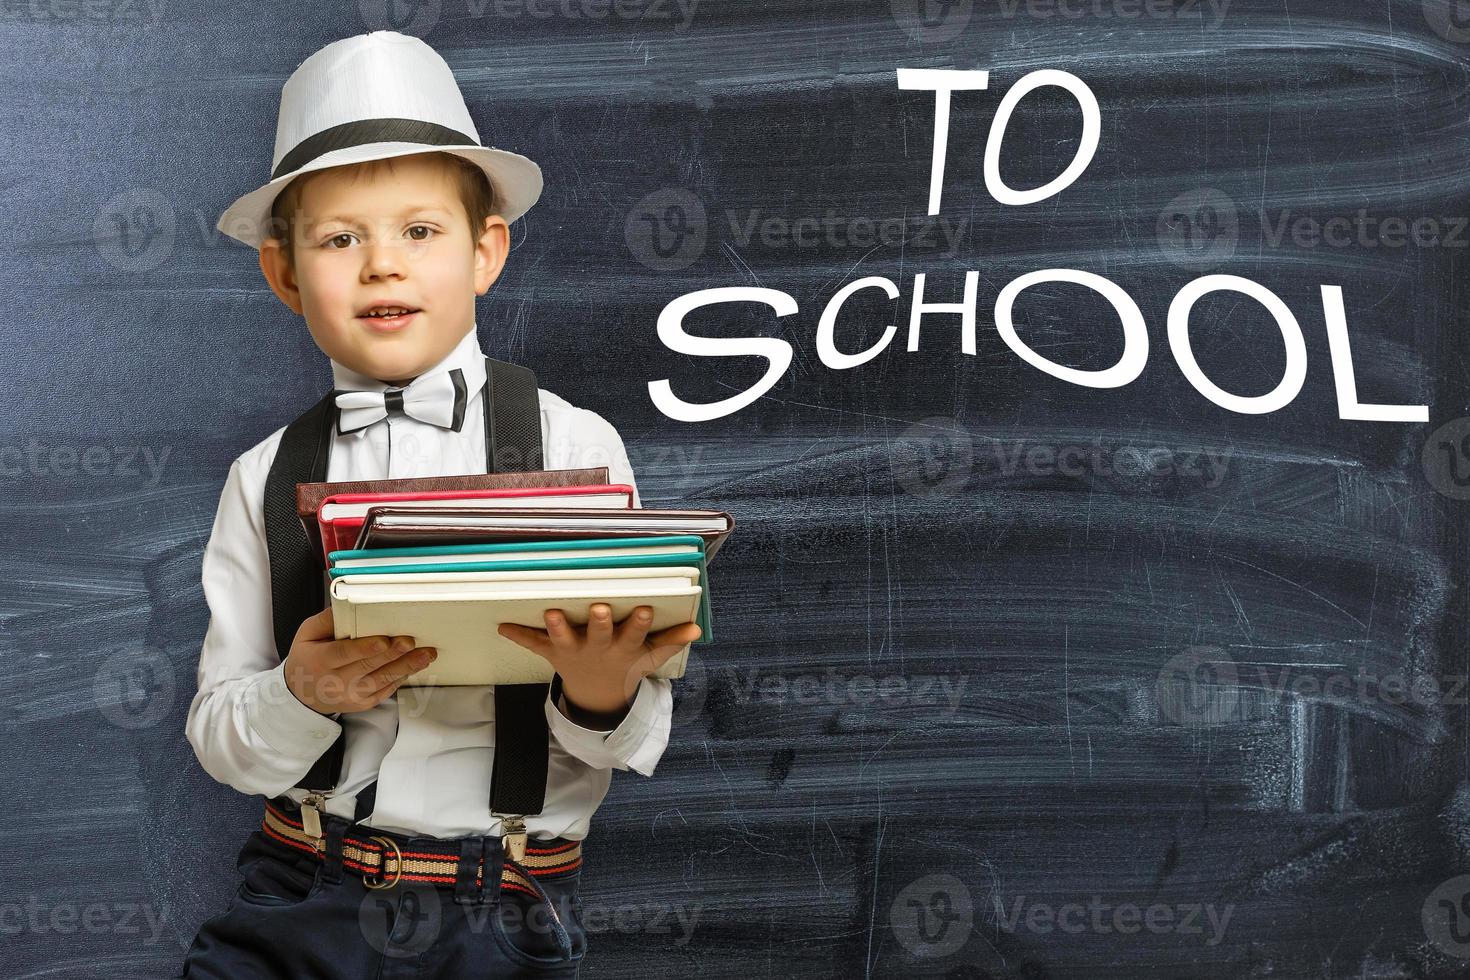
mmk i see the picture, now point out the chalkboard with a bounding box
[4,1,1468,977]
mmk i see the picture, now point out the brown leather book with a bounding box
[295,467,611,563]
[355,505,735,562]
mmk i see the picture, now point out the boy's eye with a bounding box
[320,227,433,248]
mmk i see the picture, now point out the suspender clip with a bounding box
[499,815,528,862]
[301,793,327,847]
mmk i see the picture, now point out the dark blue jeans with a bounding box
[178,814,587,978]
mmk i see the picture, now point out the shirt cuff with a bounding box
[244,661,343,758]
[545,674,672,776]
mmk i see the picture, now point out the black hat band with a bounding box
[271,117,479,181]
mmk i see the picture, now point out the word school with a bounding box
[647,70,1427,426]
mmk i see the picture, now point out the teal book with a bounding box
[327,534,705,564]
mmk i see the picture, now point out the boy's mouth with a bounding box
[357,304,422,329]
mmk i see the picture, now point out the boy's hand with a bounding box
[497,604,700,719]
[283,607,437,715]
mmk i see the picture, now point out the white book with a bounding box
[329,566,702,686]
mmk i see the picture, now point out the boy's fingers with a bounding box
[368,674,410,705]
[360,647,435,692]
[499,622,554,659]
[635,640,687,675]
[295,607,336,643]
[341,636,420,679]
[586,603,614,646]
[647,622,701,649]
[328,634,404,670]
[614,605,655,647]
[542,609,577,647]
[633,622,701,674]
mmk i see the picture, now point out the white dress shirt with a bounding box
[185,326,673,841]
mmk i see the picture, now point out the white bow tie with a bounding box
[333,367,468,435]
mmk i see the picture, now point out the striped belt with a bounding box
[261,799,581,900]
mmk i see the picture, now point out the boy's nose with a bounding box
[360,242,408,278]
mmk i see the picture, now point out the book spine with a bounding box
[328,582,354,639]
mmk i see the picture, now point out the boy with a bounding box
[180,30,699,978]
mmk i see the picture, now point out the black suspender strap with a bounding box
[263,389,341,794]
[483,357,551,819]
[485,355,544,473]
[262,356,551,820]
[264,389,336,661]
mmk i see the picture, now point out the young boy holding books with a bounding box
[179,30,699,978]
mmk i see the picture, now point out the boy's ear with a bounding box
[259,237,304,315]
[473,214,510,296]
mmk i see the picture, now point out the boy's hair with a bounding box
[266,151,498,264]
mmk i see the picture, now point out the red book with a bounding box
[316,484,634,563]
[295,467,617,568]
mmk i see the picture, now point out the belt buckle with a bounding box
[364,834,403,890]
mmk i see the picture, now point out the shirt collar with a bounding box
[330,325,488,397]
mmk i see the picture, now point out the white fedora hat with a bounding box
[216,30,543,249]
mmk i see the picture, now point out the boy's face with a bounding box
[258,152,508,386]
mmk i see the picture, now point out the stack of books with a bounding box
[295,467,733,687]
